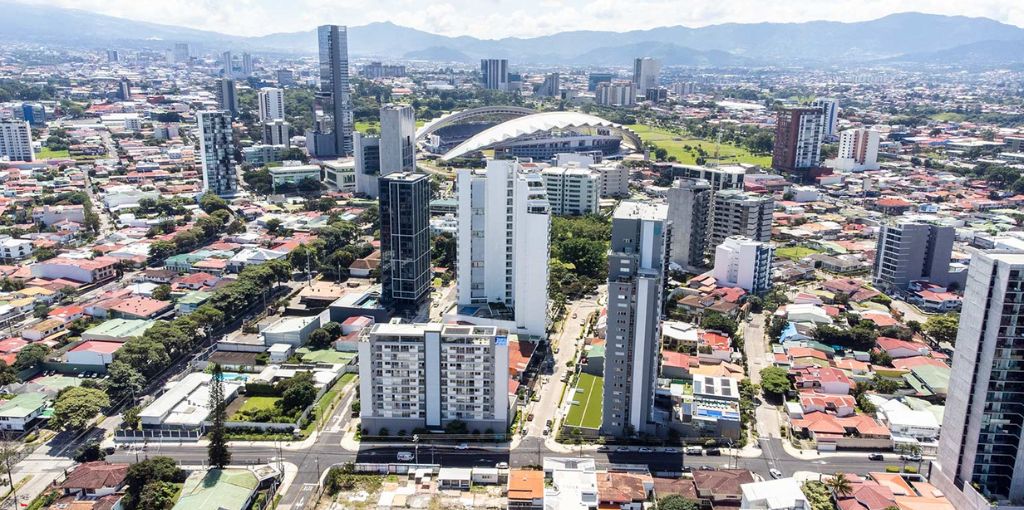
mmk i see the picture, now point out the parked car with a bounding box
[769,468,783,479]
[496,462,509,469]
[397,452,414,461]
[616,446,630,452]
[455,443,469,450]
[684,446,704,455]
[901,454,923,462]
[705,448,722,456]
[597,446,611,452]
[869,453,885,461]
[638,447,653,453]
[662,447,679,453]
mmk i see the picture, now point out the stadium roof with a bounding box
[440,111,643,161]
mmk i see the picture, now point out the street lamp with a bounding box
[413,434,419,465]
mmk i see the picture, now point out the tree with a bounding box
[701,312,738,337]
[124,457,183,510]
[759,367,792,398]
[924,313,959,345]
[280,375,317,415]
[199,193,230,214]
[106,360,145,402]
[445,419,468,434]
[874,377,903,395]
[322,321,343,339]
[308,328,332,349]
[207,364,230,468]
[138,481,177,510]
[659,495,700,510]
[147,240,176,264]
[0,361,15,386]
[767,314,788,343]
[50,386,110,431]
[801,481,833,510]
[122,406,142,430]
[13,343,50,371]
[151,284,171,301]
[265,218,283,235]
[825,472,854,498]
[74,441,107,462]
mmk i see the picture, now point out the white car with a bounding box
[455,443,469,450]
[769,468,783,479]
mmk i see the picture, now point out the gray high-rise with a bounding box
[602,201,669,437]
[480,59,509,91]
[197,111,237,197]
[379,104,415,176]
[310,25,354,158]
[379,172,431,307]
[930,251,1024,510]
[667,178,711,271]
[215,78,239,118]
[873,221,955,294]
[708,189,773,255]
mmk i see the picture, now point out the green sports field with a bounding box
[564,373,603,430]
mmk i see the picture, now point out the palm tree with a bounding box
[825,472,853,498]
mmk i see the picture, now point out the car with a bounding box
[597,446,611,452]
[705,448,722,456]
[769,468,783,479]
[455,443,469,450]
[616,446,630,452]
[496,462,509,469]
[546,419,553,428]
[662,447,679,453]
[684,446,704,455]
[901,454,923,462]
[397,452,414,461]
[869,453,885,461]
[638,447,653,453]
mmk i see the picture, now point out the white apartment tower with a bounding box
[358,323,510,435]
[811,98,839,138]
[541,166,600,216]
[197,111,238,197]
[633,57,661,93]
[712,236,774,294]
[258,87,285,122]
[595,81,637,107]
[0,120,34,162]
[456,159,550,337]
[930,251,1024,510]
[829,128,880,172]
[379,104,416,176]
[709,189,773,253]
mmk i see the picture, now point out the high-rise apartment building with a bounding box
[353,132,381,197]
[660,163,746,191]
[241,52,254,77]
[772,106,825,177]
[360,62,406,79]
[633,57,661,92]
[276,69,295,86]
[310,25,354,158]
[257,87,285,122]
[215,78,239,118]
[667,178,712,271]
[456,159,550,337]
[118,78,132,101]
[479,59,512,91]
[480,59,510,92]
[106,49,119,63]
[930,251,1024,510]
[872,221,955,294]
[811,98,839,138]
[602,201,670,437]
[173,43,190,64]
[537,73,560,97]
[828,128,880,172]
[595,81,637,107]
[713,236,773,294]
[379,172,431,307]
[357,323,510,435]
[0,120,34,162]
[588,72,614,92]
[262,119,291,147]
[221,51,233,77]
[540,166,600,216]
[379,104,416,176]
[709,189,773,254]
[197,111,237,197]
[590,161,630,198]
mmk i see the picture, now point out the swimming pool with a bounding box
[220,372,250,382]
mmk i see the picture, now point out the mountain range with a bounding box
[3,1,1024,67]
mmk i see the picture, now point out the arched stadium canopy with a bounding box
[415,106,537,142]
[440,111,644,161]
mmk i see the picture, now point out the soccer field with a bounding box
[564,373,603,430]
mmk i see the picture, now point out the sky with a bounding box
[19,0,1024,39]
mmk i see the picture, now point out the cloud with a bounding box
[15,0,1024,38]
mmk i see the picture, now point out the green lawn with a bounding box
[929,112,966,123]
[775,246,821,261]
[354,118,426,134]
[628,124,772,167]
[231,396,280,420]
[564,373,603,430]
[35,148,70,159]
[295,348,356,365]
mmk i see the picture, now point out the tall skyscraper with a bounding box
[117,78,132,101]
[602,201,670,437]
[0,120,34,162]
[221,51,233,77]
[197,111,237,197]
[379,172,431,307]
[930,251,1024,510]
[173,43,190,64]
[709,189,773,257]
[811,98,839,138]
[378,104,416,176]
[215,78,239,118]
[667,178,712,271]
[258,87,285,122]
[588,72,614,92]
[241,52,254,77]
[357,323,509,435]
[537,73,560,97]
[829,128,880,172]
[106,50,120,63]
[456,159,550,336]
[632,57,661,93]
[713,236,774,294]
[772,106,825,178]
[310,25,353,158]
[480,59,509,91]
[262,119,291,147]
[275,69,295,86]
[872,221,956,294]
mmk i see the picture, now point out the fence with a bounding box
[114,429,203,442]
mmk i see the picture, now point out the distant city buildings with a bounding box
[632,57,661,93]
[172,42,190,63]
[215,78,239,118]
[931,251,1024,510]
[353,132,381,197]
[595,81,636,107]
[197,111,237,197]
[309,25,354,158]
[602,201,669,437]
[241,52,253,77]
[221,50,232,77]
[360,62,406,79]
[275,69,295,86]
[257,87,285,122]
[480,59,510,92]
[712,236,773,294]
[455,159,549,337]
[378,172,431,307]
[0,120,34,162]
[587,72,614,92]
[537,73,560,97]
[117,78,131,101]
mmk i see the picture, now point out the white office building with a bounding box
[455,159,550,337]
[633,57,661,93]
[713,236,774,294]
[541,166,600,216]
[595,81,636,107]
[357,322,510,435]
[827,128,880,172]
[591,161,630,197]
[0,120,33,162]
[480,59,510,91]
[262,119,291,147]
[197,110,238,197]
[379,103,416,176]
[258,87,285,122]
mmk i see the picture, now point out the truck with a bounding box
[684,446,704,455]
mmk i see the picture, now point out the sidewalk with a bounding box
[777,436,935,461]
